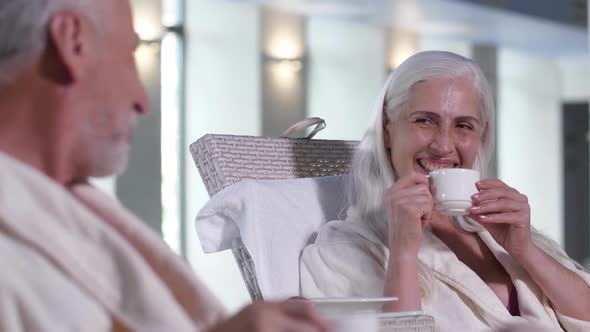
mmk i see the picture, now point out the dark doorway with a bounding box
[563,102,589,264]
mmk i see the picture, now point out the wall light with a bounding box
[389,44,415,70]
[134,14,164,42]
[265,56,304,72]
[264,54,305,89]
[132,4,163,79]
[264,37,305,81]
[262,8,305,60]
[266,39,304,60]
[135,42,160,82]
[387,29,418,71]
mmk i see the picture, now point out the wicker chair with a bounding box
[190,133,435,332]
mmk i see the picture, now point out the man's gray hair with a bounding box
[0,0,95,83]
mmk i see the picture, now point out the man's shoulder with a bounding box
[0,230,70,291]
[0,230,110,330]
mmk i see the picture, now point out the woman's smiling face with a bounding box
[384,77,485,178]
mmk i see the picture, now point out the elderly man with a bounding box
[0,1,328,331]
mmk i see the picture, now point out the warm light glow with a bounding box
[273,60,302,77]
[389,44,415,69]
[268,59,302,90]
[134,17,163,41]
[387,30,418,70]
[135,43,159,80]
[267,39,304,60]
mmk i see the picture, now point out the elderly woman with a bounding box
[300,51,590,331]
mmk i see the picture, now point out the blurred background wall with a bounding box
[99,0,589,312]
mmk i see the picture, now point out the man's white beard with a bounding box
[88,141,130,178]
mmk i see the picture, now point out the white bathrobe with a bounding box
[300,219,590,331]
[0,152,226,331]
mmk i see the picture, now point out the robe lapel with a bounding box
[0,153,197,331]
[477,231,559,326]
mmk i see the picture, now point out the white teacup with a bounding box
[429,168,480,216]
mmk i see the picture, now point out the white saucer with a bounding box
[377,310,426,318]
[435,200,471,216]
[309,297,398,315]
[309,297,398,304]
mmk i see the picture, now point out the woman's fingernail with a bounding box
[470,206,480,212]
[479,215,488,221]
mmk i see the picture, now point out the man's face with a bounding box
[76,0,148,177]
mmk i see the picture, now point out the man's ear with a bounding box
[46,11,94,83]
[383,108,392,149]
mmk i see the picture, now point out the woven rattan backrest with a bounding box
[189,133,436,330]
[190,133,358,301]
[190,134,359,197]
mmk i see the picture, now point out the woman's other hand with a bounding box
[206,301,330,332]
[468,179,534,261]
[384,172,433,258]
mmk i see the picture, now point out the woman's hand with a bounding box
[384,172,433,258]
[470,180,590,321]
[468,179,534,261]
[382,172,431,312]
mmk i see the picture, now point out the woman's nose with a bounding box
[429,128,454,155]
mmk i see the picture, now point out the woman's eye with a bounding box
[414,118,433,125]
[457,123,474,130]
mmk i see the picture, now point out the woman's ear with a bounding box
[383,109,392,149]
[481,121,489,143]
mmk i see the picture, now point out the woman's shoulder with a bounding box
[300,219,388,297]
[302,218,388,269]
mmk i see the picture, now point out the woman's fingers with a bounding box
[471,212,527,225]
[391,172,429,190]
[384,173,434,256]
[389,194,433,213]
[470,198,528,215]
[398,183,431,198]
[387,195,433,230]
[472,187,528,204]
[385,183,430,201]
[476,179,517,191]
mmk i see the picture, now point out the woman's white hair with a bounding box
[0,0,98,83]
[347,51,494,238]
[346,50,583,298]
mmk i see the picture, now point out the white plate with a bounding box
[309,297,398,304]
[308,297,398,315]
[378,310,425,318]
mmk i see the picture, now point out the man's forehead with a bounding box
[100,0,133,25]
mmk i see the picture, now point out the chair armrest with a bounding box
[379,314,435,332]
[232,239,264,301]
